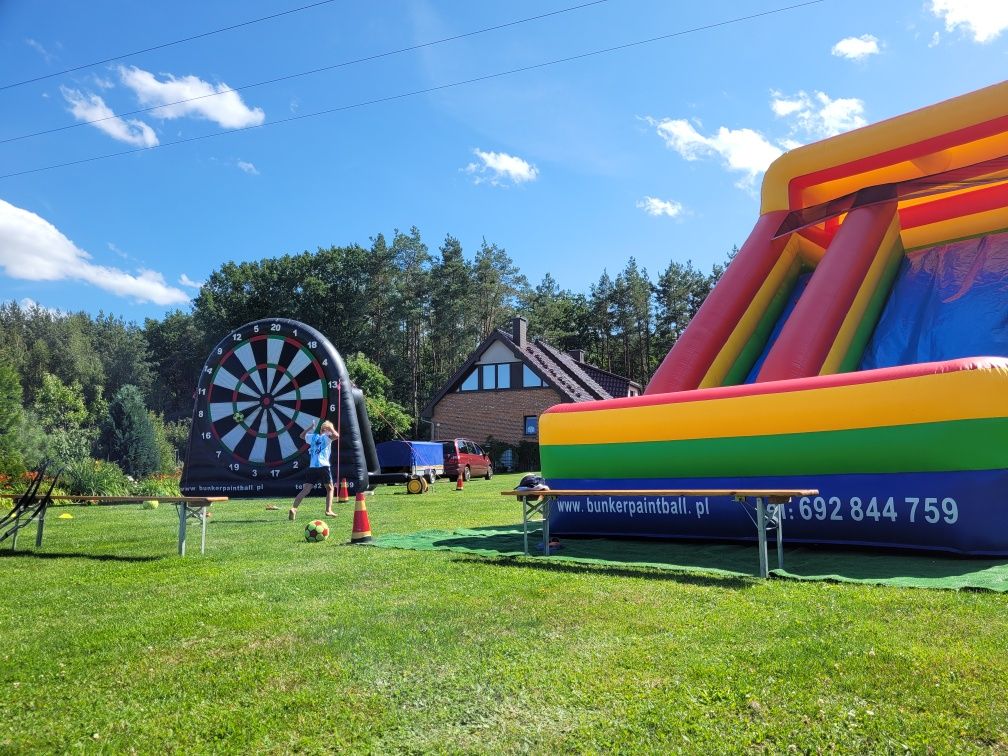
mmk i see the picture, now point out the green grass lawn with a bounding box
[1,473,1006,753]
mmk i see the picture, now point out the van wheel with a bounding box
[484,465,493,480]
[463,466,471,482]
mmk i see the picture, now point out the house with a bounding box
[421,317,641,467]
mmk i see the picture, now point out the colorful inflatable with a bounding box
[541,81,1008,555]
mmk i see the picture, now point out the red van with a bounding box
[440,438,492,481]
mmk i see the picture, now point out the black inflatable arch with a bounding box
[180,318,378,498]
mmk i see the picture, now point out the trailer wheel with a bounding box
[406,477,424,495]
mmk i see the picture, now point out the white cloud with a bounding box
[831,34,880,60]
[636,196,684,218]
[118,65,265,128]
[649,117,783,187]
[60,87,158,147]
[108,242,129,260]
[770,90,867,139]
[0,199,189,305]
[18,298,62,316]
[929,31,941,47]
[25,38,55,62]
[647,89,867,190]
[930,0,1008,43]
[179,274,204,289]
[465,149,539,186]
[237,160,259,175]
[92,75,115,90]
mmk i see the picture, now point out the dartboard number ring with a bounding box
[194,320,338,481]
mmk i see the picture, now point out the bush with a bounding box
[64,458,131,497]
[16,409,49,471]
[132,473,181,498]
[148,412,179,474]
[163,418,191,466]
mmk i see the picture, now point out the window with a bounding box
[458,362,520,391]
[460,369,478,391]
[522,365,543,388]
[524,415,539,436]
[482,364,496,390]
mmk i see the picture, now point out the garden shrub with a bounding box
[132,473,181,498]
[64,458,131,497]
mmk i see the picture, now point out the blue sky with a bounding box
[1,0,1006,320]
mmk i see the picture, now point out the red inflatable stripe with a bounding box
[756,202,897,382]
[544,357,1008,415]
[645,210,789,395]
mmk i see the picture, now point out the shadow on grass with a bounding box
[0,550,160,563]
[377,525,1008,590]
[380,525,763,583]
[452,554,754,589]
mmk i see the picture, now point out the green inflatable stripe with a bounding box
[541,417,1008,478]
[722,260,803,386]
[837,246,905,373]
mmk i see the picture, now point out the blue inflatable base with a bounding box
[547,470,1008,557]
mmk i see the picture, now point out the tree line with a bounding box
[0,227,728,483]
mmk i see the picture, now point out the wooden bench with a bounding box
[0,494,228,557]
[501,488,819,578]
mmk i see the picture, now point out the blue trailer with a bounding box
[374,440,445,493]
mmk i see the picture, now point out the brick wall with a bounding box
[431,387,564,446]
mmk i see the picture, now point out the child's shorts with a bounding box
[306,466,333,486]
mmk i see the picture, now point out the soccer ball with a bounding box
[304,519,329,542]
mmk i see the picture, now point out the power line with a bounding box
[0,0,342,91]
[0,0,829,181]
[0,0,611,146]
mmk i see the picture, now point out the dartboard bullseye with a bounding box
[181,318,377,498]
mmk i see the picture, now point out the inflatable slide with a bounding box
[541,81,1008,555]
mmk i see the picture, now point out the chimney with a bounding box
[512,316,527,347]
[567,349,585,363]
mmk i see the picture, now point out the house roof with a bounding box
[579,362,643,398]
[421,327,635,416]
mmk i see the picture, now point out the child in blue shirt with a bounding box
[288,420,338,520]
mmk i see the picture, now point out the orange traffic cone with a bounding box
[350,493,373,544]
[455,472,464,491]
[338,478,350,503]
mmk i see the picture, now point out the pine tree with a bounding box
[98,385,160,478]
[0,361,25,476]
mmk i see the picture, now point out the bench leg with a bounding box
[755,497,769,579]
[178,504,187,556]
[35,506,46,549]
[543,498,551,555]
[201,507,207,555]
[522,499,530,556]
[776,503,784,571]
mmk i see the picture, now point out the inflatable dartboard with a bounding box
[180,318,379,498]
